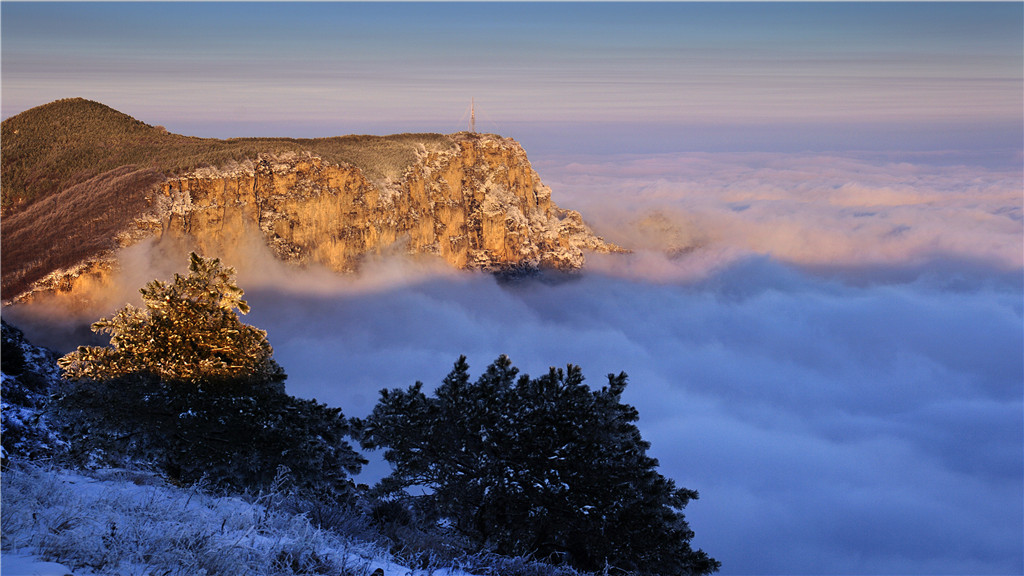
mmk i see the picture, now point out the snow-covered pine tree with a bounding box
[56,252,365,497]
[358,355,720,576]
[59,252,281,383]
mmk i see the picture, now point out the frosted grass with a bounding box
[1,465,390,576]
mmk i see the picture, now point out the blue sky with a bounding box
[3,2,1021,153]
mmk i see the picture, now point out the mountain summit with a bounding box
[1,99,622,305]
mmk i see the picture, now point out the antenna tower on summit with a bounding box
[470,98,476,133]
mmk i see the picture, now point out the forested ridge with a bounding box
[1,97,454,216]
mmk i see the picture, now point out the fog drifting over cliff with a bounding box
[6,151,1021,575]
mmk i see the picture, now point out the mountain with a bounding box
[1,99,623,305]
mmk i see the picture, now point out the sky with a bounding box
[2,2,1023,576]
[2,2,1022,154]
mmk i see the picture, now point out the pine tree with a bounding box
[56,252,364,497]
[59,252,281,383]
[358,355,719,576]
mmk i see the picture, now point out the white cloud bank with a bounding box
[537,151,1022,281]
[240,260,1020,575]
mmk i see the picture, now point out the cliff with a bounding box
[1,100,622,305]
[158,133,616,274]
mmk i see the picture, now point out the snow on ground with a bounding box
[1,554,74,576]
[1,465,463,576]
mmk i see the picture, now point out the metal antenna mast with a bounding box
[470,97,476,133]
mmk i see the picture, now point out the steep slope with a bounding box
[1,99,622,305]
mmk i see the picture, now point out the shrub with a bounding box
[56,372,364,497]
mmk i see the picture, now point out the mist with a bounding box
[4,151,1021,574]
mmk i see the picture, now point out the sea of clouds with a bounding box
[7,151,1021,575]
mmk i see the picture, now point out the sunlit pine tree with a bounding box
[59,252,282,384]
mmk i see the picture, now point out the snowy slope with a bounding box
[1,465,465,576]
[0,321,589,576]
[1,319,65,463]
[1,554,75,576]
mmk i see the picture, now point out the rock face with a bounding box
[156,132,618,274]
[3,132,621,305]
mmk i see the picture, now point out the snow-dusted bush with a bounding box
[1,319,66,465]
[2,464,594,576]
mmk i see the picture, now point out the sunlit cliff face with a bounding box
[156,134,618,274]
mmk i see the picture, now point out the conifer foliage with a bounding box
[59,251,281,383]
[359,355,720,576]
[56,252,364,497]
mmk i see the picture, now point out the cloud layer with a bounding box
[234,257,1020,574]
[537,151,1022,280]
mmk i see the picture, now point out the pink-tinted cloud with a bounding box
[537,152,1022,282]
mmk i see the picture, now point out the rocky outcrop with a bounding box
[156,132,620,274]
[4,132,622,305]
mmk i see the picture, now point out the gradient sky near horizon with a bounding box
[2,2,1022,155]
